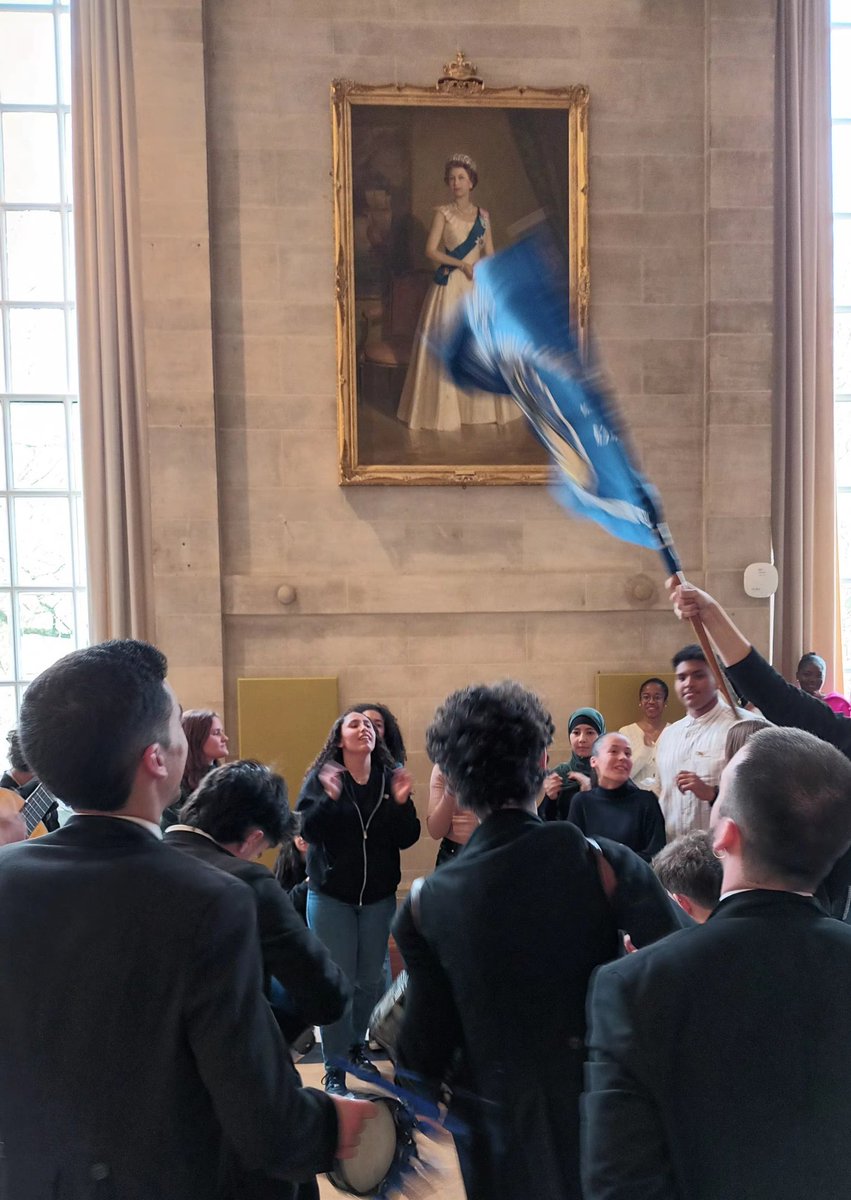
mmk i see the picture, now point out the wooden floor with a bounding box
[298,1060,466,1200]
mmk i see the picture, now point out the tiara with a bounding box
[446,152,477,172]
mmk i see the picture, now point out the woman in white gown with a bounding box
[397,153,520,432]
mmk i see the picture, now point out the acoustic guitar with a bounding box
[0,781,58,839]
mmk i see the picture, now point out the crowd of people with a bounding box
[1,579,851,1199]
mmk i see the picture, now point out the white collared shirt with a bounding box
[164,824,216,843]
[719,887,813,902]
[656,699,744,840]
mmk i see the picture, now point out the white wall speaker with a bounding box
[743,562,778,598]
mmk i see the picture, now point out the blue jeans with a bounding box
[306,890,397,1069]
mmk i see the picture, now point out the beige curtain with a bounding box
[773,0,843,690]
[72,0,155,641]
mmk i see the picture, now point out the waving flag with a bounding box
[433,229,682,577]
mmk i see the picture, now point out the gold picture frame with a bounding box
[332,55,589,486]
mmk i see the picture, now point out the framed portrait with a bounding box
[331,59,589,485]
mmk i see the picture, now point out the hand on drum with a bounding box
[330,1095,377,1160]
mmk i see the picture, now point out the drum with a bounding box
[327,1092,417,1198]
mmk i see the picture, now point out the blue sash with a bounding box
[433,209,485,286]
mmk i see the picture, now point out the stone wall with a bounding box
[130,0,775,882]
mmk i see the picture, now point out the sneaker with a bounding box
[349,1043,380,1076]
[322,1068,348,1095]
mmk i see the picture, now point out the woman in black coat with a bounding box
[297,710,420,1094]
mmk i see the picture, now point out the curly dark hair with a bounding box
[304,711,397,781]
[351,702,407,765]
[426,681,554,818]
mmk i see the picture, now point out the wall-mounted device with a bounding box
[743,562,778,599]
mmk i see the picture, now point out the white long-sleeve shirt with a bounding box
[656,700,743,840]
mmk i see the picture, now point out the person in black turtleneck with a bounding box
[568,732,666,862]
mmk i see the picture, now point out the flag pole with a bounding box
[674,569,738,712]
[653,522,738,712]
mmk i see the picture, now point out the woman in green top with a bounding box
[541,707,605,821]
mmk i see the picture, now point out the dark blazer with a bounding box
[393,810,685,1200]
[582,889,851,1200]
[727,648,851,918]
[163,827,349,1033]
[0,817,338,1200]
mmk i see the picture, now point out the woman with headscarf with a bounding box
[541,707,605,821]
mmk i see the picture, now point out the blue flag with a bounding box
[433,230,681,577]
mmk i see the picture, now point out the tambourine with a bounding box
[327,1091,418,1198]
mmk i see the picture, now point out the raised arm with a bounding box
[666,577,751,665]
[668,578,851,754]
[425,763,454,841]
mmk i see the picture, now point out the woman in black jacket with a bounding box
[297,710,420,1094]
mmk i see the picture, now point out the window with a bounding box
[0,0,86,729]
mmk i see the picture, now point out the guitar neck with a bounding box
[22,783,57,835]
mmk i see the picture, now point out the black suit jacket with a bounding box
[726,648,851,919]
[163,827,349,1032]
[393,810,685,1200]
[0,817,337,1200]
[582,889,851,1200]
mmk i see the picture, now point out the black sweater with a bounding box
[567,782,666,862]
[297,761,420,905]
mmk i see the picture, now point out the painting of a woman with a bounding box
[397,153,520,432]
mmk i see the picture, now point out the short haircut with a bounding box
[652,832,722,912]
[6,728,29,773]
[724,717,773,765]
[638,676,669,701]
[672,644,706,670]
[426,680,554,818]
[179,760,289,845]
[19,640,171,812]
[591,731,629,760]
[719,727,851,890]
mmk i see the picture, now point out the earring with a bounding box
[712,848,725,860]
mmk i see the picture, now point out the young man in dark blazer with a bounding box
[0,640,373,1200]
[393,681,686,1200]
[164,759,349,1044]
[582,725,851,1200]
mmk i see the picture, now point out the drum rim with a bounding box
[327,1094,403,1197]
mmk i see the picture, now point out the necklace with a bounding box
[452,201,476,220]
